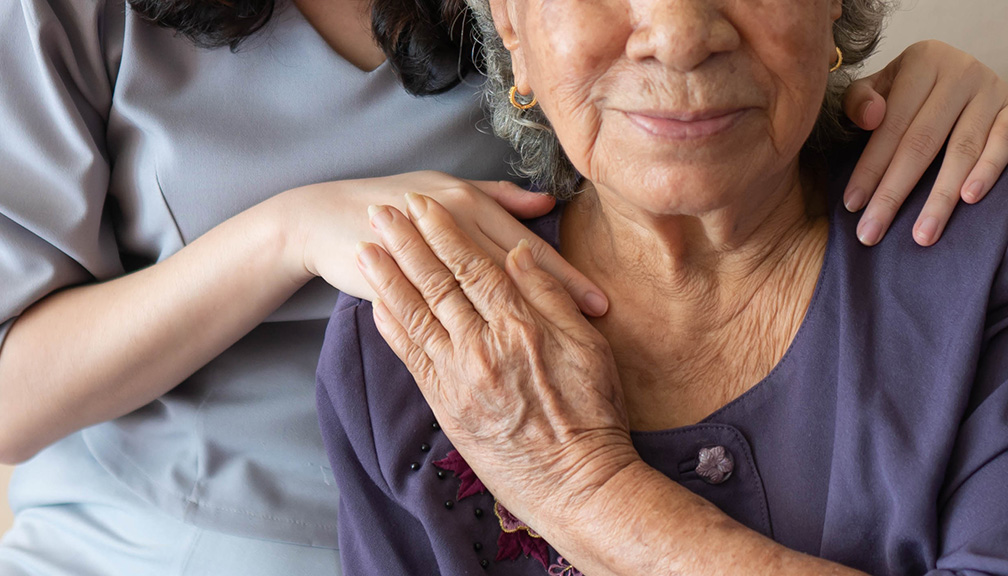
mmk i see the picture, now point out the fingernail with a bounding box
[857,217,883,246]
[514,239,535,271]
[844,187,867,212]
[860,101,873,126]
[962,180,984,203]
[914,216,939,245]
[583,291,608,316]
[356,241,380,267]
[369,205,393,229]
[405,192,428,218]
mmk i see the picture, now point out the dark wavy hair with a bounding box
[127,0,480,95]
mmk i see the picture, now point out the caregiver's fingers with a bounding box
[465,179,556,219]
[856,76,966,246]
[505,240,588,334]
[912,93,1005,245]
[963,107,1008,205]
[355,238,455,357]
[843,74,889,131]
[404,193,526,325]
[843,50,935,214]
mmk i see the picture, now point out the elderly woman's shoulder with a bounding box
[820,139,1008,340]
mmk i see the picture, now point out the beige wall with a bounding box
[0,0,1006,541]
[866,0,1008,78]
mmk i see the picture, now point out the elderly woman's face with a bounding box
[494,0,843,214]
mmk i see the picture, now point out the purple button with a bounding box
[696,446,734,485]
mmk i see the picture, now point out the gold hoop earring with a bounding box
[509,86,538,111]
[829,46,844,73]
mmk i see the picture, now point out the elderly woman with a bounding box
[317,0,1008,574]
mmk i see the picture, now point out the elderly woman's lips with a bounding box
[624,109,748,140]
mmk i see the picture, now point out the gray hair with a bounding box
[464,0,893,197]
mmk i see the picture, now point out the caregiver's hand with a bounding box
[356,193,636,528]
[0,172,605,465]
[842,41,1008,246]
[285,171,608,315]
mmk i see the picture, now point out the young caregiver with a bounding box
[1,0,1007,573]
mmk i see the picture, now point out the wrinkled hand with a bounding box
[287,171,607,315]
[841,41,1008,246]
[356,193,637,528]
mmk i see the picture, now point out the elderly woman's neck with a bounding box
[562,170,828,429]
[564,170,826,303]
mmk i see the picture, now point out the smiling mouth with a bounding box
[623,109,749,140]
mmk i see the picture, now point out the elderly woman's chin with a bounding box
[585,113,808,218]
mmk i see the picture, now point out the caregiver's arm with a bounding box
[0,174,603,465]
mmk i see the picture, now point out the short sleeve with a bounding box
[930,243,1008,575]
[0,0,123,346]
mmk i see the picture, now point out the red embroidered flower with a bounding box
[433,450,487,500]
[434,450,561,571]
[548,557,584,576]
[494,500,550,568]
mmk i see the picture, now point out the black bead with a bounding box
[480,559,490,569]
[473,542,483,552]
[420,443,431,452]
[431,421,441,431]
[436,470,447,480]
[409,462,421,471]
[444,500,454,510]
[474,507,484,518]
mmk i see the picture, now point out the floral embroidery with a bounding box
[494,501,550,567]
[548,557,584,576]
[434,450,581,573]
[432,450,487,500]
[495,500,541,538]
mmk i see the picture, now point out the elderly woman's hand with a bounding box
[353,194,873,576]
[842,41,1008,246]
[355,193,637,528]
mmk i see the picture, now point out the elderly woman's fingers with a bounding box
[911,92,1006,245]
[402,193,525,325]
[476,213,609,317]
[355,240,454,355]
[962,108,1008,204]
[365,204,491,339]
[504,240,588,334]
[430,179,608,317]
[371,299,441,396]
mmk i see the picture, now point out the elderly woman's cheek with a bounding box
[527,0,628,79]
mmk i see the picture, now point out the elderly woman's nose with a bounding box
[625,0,738,70]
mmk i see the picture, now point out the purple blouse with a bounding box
[316,145,1008,576]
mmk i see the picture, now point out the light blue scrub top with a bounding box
[0,0,516,548]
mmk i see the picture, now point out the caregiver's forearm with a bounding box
[0,193,308,465]
[542,460,868,576]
